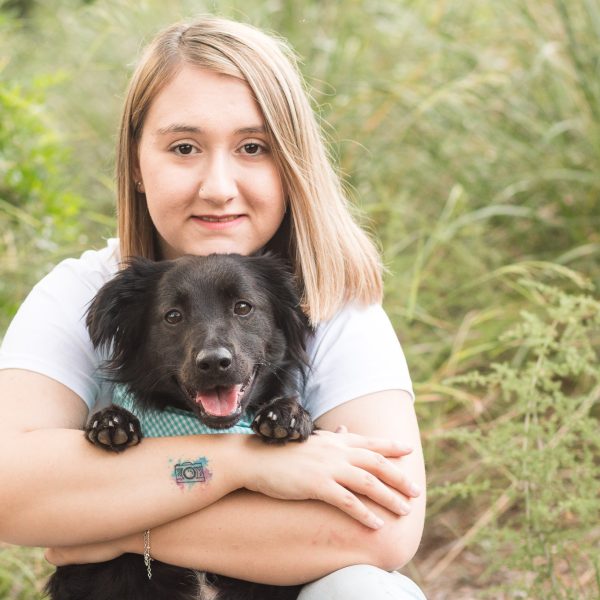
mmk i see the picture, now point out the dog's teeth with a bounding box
[290,418,296,428]
[268,411,277,421]
[129,423,135,432]
[108,420,114,428]
[113,416,119,423]
[92,420,98,429]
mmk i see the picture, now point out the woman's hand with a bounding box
[45,536,131,566]
[240,428,420,530]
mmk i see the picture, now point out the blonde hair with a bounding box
[116,16,382,324]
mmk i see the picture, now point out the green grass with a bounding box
[0,544,51,600]
[1,0,599,597]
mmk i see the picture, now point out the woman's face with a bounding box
[136,65,286,259]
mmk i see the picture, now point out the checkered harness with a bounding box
[112,385,255,438]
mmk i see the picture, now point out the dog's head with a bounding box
[87,254,308,428]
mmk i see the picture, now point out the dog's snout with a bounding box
[195,347,233,374]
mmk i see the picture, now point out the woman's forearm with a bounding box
[1,428,417,549]
[0,430,246,546]
[122,487,424,585]
[43,391,426,580]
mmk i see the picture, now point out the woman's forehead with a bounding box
[143,66,265,135]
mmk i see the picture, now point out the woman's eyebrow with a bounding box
[155,124,266,136]
[156,124,202,135]
[234,126,266,134]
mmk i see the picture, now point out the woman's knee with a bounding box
[297,564,426,600]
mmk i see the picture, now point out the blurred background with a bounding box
[1,0,599,598]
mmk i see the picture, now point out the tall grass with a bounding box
[0,0,599,597]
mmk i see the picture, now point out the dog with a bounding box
[45,253,314,600]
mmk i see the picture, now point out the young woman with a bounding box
[0,16,427,599]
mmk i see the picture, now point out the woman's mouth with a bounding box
[197,215,239,223]
[192,214,245,230]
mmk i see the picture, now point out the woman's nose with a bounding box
[198,154,237,205]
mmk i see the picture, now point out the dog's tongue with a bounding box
[195,385,241,416]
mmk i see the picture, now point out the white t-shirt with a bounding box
[0,240,414,419]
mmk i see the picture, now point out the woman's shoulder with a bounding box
[306,301,410,387]
[309,302,398,352]
[38,238,120,295]
[302,302,414,419]
[0,240,121,408]
[3,238,121,339]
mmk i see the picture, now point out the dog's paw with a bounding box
[85,405,142,452]
[251,397,314,444]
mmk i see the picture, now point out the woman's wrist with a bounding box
[210,433,256,492]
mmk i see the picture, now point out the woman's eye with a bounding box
[165,309,183,324]
[240,143,265,155]
[234,301,253,316]
[173,144,195,155]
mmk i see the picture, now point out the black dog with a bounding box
[45,253,314,600]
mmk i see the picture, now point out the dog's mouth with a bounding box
[189,367,258,428]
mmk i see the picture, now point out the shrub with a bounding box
[0,75,83,331]
[428,278,600,598]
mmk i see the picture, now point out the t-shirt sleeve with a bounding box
[0,252,115,411]
[302,303,414,420]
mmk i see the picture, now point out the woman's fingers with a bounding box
[45,539,126,566]
[243,431,419,528]
[317,429,413,458]
[316,483,385,530]
[355,450,421,499]
[340,464,415,517]
[45,547,63,566]
[309,437,420,527]
[316,429,420,497]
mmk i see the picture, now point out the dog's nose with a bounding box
[195,347,233,374]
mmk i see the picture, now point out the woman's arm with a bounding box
[145,391,426,581]
[47,390,425,584]
[315,389,426,570]
[0,370,243,546]
[0,371,414,548]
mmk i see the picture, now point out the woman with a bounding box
[0,16,426,599]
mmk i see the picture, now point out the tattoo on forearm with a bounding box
[169,456,212,490]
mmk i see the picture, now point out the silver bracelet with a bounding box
[143,529,153,580]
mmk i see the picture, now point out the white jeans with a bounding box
[297,565,427,599]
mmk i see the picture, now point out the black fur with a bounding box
[45,253,314,600]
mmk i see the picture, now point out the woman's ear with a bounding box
[132,165,145,193]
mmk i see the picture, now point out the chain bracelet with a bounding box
[143,529,153,580]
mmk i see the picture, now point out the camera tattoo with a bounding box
[169,456,212,490]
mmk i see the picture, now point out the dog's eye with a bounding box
[164,309,183,324]
[234,301,253,316]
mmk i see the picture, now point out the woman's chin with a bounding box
[159,240,260,259]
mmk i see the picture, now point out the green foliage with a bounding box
[0,545,50,599]
[0,78,81,234]
[0,74,85,331]
[431,278,600,598]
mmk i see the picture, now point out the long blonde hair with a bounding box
[116,16,382,324]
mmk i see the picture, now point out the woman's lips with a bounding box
[191,214,245,230]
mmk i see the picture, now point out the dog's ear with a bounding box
[86,257,170,372]
[249,254,311,368]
